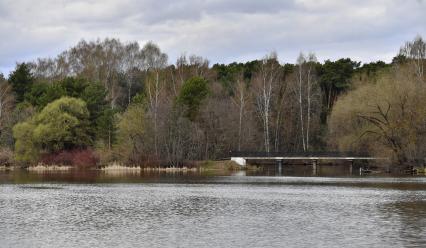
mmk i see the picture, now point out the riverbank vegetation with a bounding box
[0,36,425,171]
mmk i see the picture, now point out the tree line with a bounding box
[0,36,424,168]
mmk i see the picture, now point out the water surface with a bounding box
[0,170,425,248]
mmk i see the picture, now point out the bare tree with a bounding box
[169,54,210,97]
[231,75,248,151]
[296,52,320,151]
[305,53,318,151]
[253,52,280,153]
[120,43,144,105]
[142,42,168,157]
[297,53,307,151]
[273,71,289,152]
[0,78,14,136]
[30,38,141,108]
[400,35,426,80]
[188,55,209,77]
[170,54,189,97]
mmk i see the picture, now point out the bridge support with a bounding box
[277,160,283,174]
[312,160,318,175]
[349,160,354,175]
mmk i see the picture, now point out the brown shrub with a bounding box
[0,148,14,166]
[40,149,99,168]
[95,148,122,166]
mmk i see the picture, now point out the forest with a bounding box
[0,35,425,169]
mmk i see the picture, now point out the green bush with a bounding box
[13,97,92,163]
[24,77,114,145]
[115,103,146,164]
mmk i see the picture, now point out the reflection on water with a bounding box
[0,163,373,184]
[0,170,425,248]
[380,198,426,248]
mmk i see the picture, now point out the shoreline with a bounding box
[0,161,424,176]
[100,164,199,172]
[0,160,246,173]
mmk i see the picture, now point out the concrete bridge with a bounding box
[230,151,388,174]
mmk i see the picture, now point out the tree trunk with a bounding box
[298,63,306,152]
[274,109,281,152]
[238,99,243,151]
[306,66,311,152]
[154,71,159,157]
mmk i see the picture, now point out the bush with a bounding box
[24,77,114,145]
[0,148,14,166]
[116,103,147,164]
[96,148,120,166]
[13,96,92,163]
[328,64,426,165]
[40,149,99,168]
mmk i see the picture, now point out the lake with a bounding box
[0,170,425,248]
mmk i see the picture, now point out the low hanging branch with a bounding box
[357,102,406,163]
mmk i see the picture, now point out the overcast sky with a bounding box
[0,0,425,75]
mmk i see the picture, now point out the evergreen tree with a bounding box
[8,63,34,103]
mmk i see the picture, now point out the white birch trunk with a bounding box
[306,65,311,152]
[298,61,306,152]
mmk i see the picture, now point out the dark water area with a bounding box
[0,170,425,248]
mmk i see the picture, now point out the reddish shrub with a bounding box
[40,149,99,168]
[0,148,14,166]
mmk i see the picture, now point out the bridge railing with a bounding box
[229,151,371,158]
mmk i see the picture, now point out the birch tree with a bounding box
[296,52,320,152]
[30,38,145,108]
[170,54,209,97]
[399,35,426,80]
[189,55,209,77]
[171,55,191,97]
[297,53,307,151]
[273,67,290,152]
[231,74,248,151]
[142,42,168,157]
[121,43,143,106]
[253,52,280,153]
[305,53,319,151]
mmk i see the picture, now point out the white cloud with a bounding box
[0,0,425,75]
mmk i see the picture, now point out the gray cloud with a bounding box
[0,0,425,75]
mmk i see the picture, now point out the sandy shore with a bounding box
[0,165,11,171]
[100,163,198,172]
[27,164,72,171]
